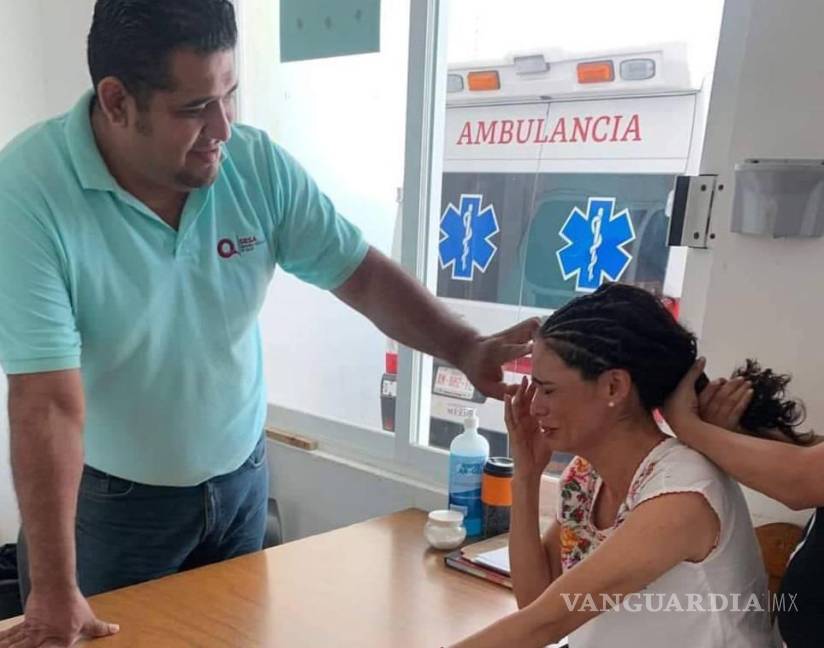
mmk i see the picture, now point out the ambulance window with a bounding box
[405,0,724,473]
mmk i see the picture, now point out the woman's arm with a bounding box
[509,473,561,608]
[449,491,719,647]
[505,379,562,608]
[671,417,824,510]
[665,358,824,511]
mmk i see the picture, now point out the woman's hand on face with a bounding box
[697,375,752,432]
[504,376,554,478]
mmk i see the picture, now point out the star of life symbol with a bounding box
[439,194,500,281]
[556,197,636,292]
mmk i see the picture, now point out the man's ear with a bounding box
[96,77,135,127]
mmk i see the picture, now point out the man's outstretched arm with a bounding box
[333,247,539,400]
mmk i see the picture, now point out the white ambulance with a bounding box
[381,44,702,473]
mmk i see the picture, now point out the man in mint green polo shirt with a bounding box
[0,1,536,645]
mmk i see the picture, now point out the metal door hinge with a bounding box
[667,175,718,249]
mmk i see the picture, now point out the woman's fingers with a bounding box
[526,380,537,404]
[516,376,531,416]
[504,394,515,434]
[682,357,707,389]
[716,376,745,399]
[729,388,754,428]
[721,379,752,421]
[507,377,541,456]
[699,375,751,429]
[510,376,525,417]
[669,357,704,412]
[715,377,747,419]
[698,378,723,414]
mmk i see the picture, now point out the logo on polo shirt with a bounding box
[217,235,263,259]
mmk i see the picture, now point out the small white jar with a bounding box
[424,509,467,550]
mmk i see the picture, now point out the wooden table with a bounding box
[1,509,517,647]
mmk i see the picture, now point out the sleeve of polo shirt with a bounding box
[268,144,369,291]
[0,197,81,374]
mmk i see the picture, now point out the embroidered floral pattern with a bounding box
[558,453,660,571]
[628,459,658,501]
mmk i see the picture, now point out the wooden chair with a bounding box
[755,522,804,599]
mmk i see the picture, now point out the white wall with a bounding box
[36,0,95,114]
[0,0,95,543]
[267,440,444,541]
[0,5,46,141]
[682,0,824,526]
[240,0,408,434]
[0,1,48,544]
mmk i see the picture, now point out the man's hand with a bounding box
[0,586,118,647]
[456,318,540,400]
[333,249,539,398]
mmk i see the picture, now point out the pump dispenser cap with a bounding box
[464,408,480,431]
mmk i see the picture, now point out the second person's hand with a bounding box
[698,375,753,432]
[662,357,706,432]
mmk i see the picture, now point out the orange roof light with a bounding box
[577,60,615,84]
[467,70,500,91]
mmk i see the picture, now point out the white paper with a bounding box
[473,546,511,575]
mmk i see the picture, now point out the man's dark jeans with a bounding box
[19,434,268,600]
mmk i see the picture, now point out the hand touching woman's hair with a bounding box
[540,283,812,445]
[705,359,813,445]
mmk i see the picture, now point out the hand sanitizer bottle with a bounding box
[448,409,489,537]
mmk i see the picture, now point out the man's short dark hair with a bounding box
[88,0,237,108]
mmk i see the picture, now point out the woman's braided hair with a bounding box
[539,283,810,444]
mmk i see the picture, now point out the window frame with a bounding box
[249,0,453,487]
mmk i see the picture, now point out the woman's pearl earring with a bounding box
[608,401,615,408]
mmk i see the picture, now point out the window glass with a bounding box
[394,0,723,473]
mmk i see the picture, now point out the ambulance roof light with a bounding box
[447,74,464,93]
[514,54,548,75]
[620,58,656,81]
[467,70,500,91]
[576,60,615,84]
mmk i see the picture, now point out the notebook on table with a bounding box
[444,537,568,646]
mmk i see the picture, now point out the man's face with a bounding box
[126,48,238,192]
